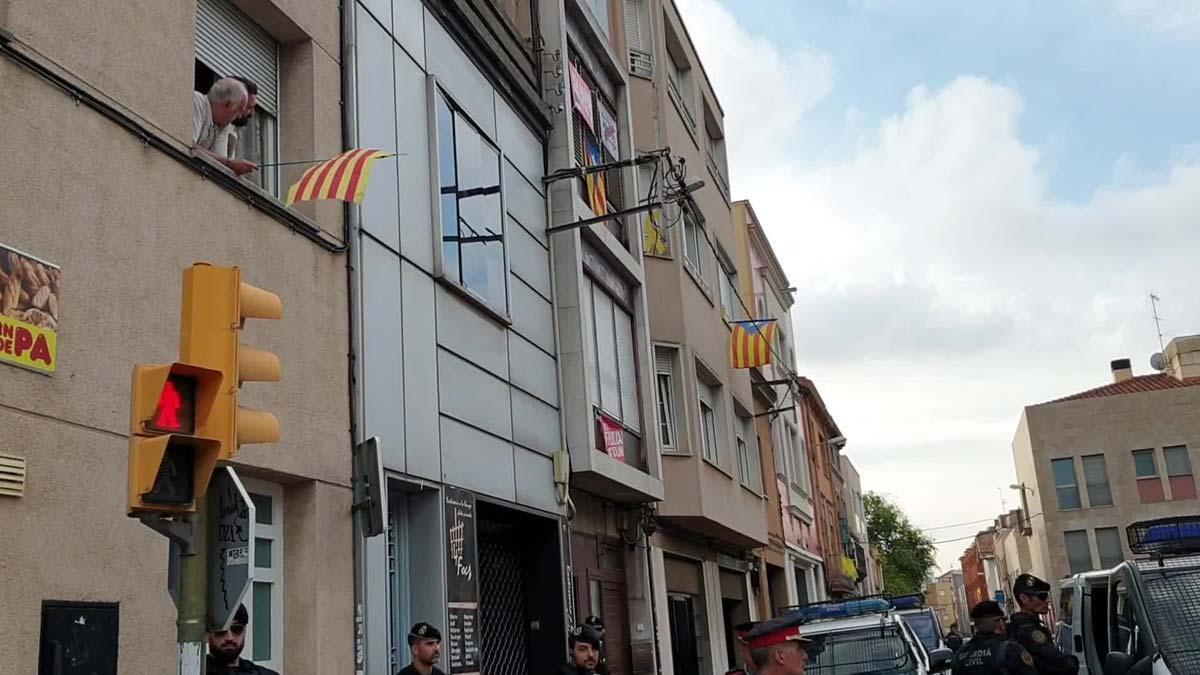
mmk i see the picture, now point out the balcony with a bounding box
[658,451,768,550]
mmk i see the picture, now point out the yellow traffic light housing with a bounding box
[179,263,283,455]
[127,364,223,515]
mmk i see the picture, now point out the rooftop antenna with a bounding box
[1150,293,1166,353]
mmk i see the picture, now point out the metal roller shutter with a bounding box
[195,0,279,115]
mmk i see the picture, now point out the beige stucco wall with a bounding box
[0,0,351,671]
[1018,385,1200,584]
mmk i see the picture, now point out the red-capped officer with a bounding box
[743,614,821,675]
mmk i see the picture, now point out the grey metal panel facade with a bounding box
[510,276,556,355]
[438,348,515,441]
[394,43,434,273]
[515,450,559,513]
[509,219,552,298]
[509,333,559,406]
[361,235,406,470]
[401,261,441,481]
[355,4,401,252]
[505,160,547,241]
[434,285,510,379]
[512,387,561,457]
[391,0,426,67]
[496,95,542,190]
[441,416,518,502]
[422,10,496,138]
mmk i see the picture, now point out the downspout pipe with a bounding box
[341,2,369,674]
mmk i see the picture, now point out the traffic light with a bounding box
[178,263,283,455]
[126,263,282,517]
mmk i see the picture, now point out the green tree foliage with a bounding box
[864,492,937,595]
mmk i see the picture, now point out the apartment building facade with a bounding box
[796,377,853,598]
[925,575,959,633]
[1012,337,1200,591]
[0,1,353,673]
[626,2,769,674]
[734,200,826,618]
[840,456,872,595]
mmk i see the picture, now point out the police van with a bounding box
[782,596,955,674]
[1054,516,1200,675]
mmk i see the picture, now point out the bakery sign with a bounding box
[0,244,60,375]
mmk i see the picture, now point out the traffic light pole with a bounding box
[177,497,208,675]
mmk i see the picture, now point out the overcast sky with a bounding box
[675,0,1200,572]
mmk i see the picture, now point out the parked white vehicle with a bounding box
[1055,516,1200,675]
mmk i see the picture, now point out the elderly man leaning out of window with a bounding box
[193,78,258,176]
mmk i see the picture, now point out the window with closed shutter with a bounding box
[625,0,653,77]
[615,308,639,432]
[196,0,279,115]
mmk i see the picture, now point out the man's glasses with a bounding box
[214,625,246,637]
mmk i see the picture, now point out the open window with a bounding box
[569,49,626,244]
[194,0,280,194]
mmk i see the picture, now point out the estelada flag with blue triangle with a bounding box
[730,319,777,369]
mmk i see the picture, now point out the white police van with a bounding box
[782,596,954,675]
[1054,516,1200,675]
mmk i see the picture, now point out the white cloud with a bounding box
[677,1,1200,572]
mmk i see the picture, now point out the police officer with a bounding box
[725,621,760,675]
[559,625,603,675]
[206,605,280,675]
[399,622,447,675]
[945,623,965,652]
[743,614,820,675]
[1006,575,1078,675]
[583,616,609,675]
[951,601,1036,675]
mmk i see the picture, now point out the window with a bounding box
[704,108,729,200]
[655,347,679,450]
[584,277,641,433]
[1132,449,1165,503]
[736,437,750,485]
[1081,454,1113,507]
[1064,529,1093,574]
[569,53,624,241]
[664,22,694,127]
[434,88,508,312]
[697,379,720,464]
[244,480,284,673]
[735,412,758,490]
[1096,527,1124,569]
[625,0,653,77]
[194,0,281,195]
[1051,458,1082,510]
[1164,445,1197,500]
[682,209,704,278]
[788,425,810,495]
[718,264,737,322]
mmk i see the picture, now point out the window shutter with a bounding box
[655,347,672,374]
[595,291,621,417]
[583,279,601,405]
[615,307,639,431]
[196,0,279,115]
[624,0,643,50]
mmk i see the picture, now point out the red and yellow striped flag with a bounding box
[730,319,777,369]
[284,149,394,206]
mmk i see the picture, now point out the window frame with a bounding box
[682,207,704,280]
[1132,449,1158,479]
[1095,527,1124,569]
[1051,457,1082,511]
[655,346,680,451]
[428,77,512,322]
[241,478,285,673]
[1163,445,1193,477]
[583,273,642,437]
[697,378,720,465]
[1064,529,1094,575]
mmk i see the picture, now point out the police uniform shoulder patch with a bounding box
[1031,630,1047,645]
[1021,651,1035,666]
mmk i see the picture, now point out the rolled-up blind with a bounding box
[196,0,279,115]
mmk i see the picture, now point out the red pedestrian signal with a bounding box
[148,376,196,434]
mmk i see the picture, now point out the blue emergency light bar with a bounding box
[785,596,893,622]
[889,594,925,610]
[1127,515,1200,556]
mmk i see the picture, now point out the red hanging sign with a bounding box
[599,414,626,462]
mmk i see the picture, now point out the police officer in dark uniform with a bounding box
[206,605,280,675]
[1006,575,1078,675]
[945,623,965,652]
[951,601,1036,675]
[558,625,603,675]
[583,616,609,675]
[724,621,760,675]
[398,622,447,675]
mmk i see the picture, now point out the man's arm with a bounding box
[193,144,258,176]
[1015,625,1077,675]
[1004,643,1039,675]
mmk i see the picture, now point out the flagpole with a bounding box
[254,152,404,170]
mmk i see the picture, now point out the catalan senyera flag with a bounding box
[730,319,777,369]
[584,140,608,217]
[284,149,395,206]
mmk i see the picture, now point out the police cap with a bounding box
[969,600,1005,620]
[744,614,811,650]
[1013,574,1051,595]
[408,622,442,645]
[584,615,605,630]
[570,624,602,649]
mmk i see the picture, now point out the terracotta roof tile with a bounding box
[1043,374,1200,405]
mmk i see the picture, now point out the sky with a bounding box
[673,0,1200,572]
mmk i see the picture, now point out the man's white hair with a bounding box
[208,78,248,106]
